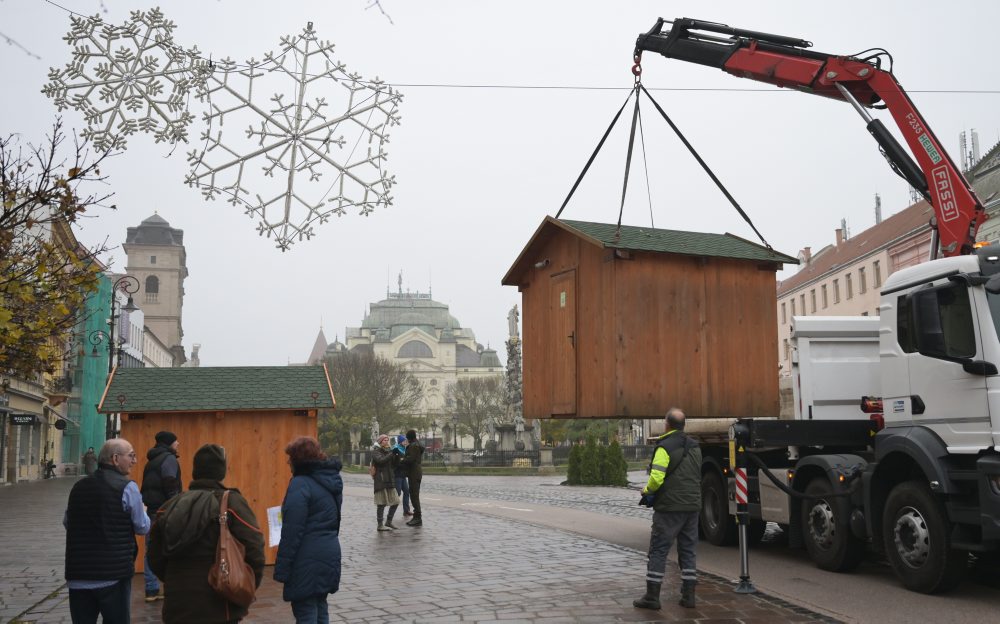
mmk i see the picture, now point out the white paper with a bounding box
[267,506,282,548]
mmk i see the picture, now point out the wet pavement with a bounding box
[1,475,841,623]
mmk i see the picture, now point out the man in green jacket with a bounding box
[634,407,702,611]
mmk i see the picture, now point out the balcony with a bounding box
[45,375,73,407]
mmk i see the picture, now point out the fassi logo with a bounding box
[932,166,958,222]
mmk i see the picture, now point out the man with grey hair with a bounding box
[634,407,702,611]
[64,438,150,623]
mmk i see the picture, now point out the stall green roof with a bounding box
[97,365,335,413]
[503,216,796,285]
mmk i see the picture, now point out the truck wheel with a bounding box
[882,480,967,593]
[700,471,736,546]
[800,479,864,572]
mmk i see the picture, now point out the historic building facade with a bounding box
[308,286,503,428]
[776,139,1000,377]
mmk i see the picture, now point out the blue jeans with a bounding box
[395,475,411,513]
[291,594,329,624]
[68,578,131,624]
[143,550,159,595]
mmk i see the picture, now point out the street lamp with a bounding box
[89,275,139,439]
[430,420,437,451]
[452,412,460,449]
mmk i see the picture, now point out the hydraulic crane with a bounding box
[634,17,987,257]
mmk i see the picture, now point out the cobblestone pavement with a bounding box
[1,476,839,623]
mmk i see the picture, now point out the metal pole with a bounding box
[104,285,116,440]
[731,422,757,594]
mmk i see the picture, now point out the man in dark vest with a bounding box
[64,438,150,624]
[402,429,424,526]
[139,430,180,602]
[634,407,702,611]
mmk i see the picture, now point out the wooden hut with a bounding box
[98,365,335,567]
[502,217,796,420]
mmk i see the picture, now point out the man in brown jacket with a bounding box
[148,444,265,623]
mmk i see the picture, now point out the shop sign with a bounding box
[10,413,37,425]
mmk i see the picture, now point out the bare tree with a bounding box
[447,376,506,450]
[1,120,115,379]
[318,351,422,455]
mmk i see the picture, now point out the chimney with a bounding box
[835,228,844,246]
[799,246,812,265]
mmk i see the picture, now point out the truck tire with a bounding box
[882,480,967,593]
[800,479,864,572]
[700,471,736,546]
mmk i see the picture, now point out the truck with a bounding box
[634,18,1000,593]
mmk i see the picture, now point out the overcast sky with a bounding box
[3,0,998,367]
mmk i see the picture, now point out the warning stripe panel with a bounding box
[735,468,748,504]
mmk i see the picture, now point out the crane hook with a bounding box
[631,54,643,79]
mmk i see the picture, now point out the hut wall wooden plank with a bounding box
[124,410,317,569]
[574,244,616,418]
[610,253,779,418]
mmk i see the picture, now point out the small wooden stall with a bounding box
[502,217,796,420]
[98,365,336,567]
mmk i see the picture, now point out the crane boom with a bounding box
[635,17,986,257]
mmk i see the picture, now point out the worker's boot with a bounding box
[632,581,661,610]
[678,581,696,608]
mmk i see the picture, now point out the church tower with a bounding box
[123,214,188,365]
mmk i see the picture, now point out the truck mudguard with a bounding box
[791,454,868,492]
[873,426,956,493]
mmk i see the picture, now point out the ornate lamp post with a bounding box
[89,275,139,439]
[430,420,438,452]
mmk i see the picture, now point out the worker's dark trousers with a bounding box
[645,510,698,586]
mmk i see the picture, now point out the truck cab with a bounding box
[877,250,1000,451]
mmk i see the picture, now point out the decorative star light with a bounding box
[41,7,209,151]
[185,23,403,251]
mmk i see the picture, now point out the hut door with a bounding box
[551,269,577,415]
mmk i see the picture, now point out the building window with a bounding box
[800,294,806,316]
[846,273,853,299]
[781,302,786,324]
[861,311,869,316]
[144,275,159,303]
[783,338,790,363]
[821,285,828,309]
[874,260,882,288]
[150,255,156,265]
[791,299,796,316]
[810,289,816,313]
[859,267,867,294]
[833,279,840,303]
[398,340,432,358]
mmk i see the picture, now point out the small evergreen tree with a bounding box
[605,440,629,486]
[597,443,609,484]
[580,436,601,485]
[567,444,583,485]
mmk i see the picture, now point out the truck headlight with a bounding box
[989,475,1000,496]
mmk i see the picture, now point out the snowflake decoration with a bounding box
[42,8,210,152]
[185,23,402,251]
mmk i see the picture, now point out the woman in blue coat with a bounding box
[274,437,343,624]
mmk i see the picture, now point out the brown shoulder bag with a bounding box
[207,490,256,608]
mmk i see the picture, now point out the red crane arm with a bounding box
[635,18,986,257]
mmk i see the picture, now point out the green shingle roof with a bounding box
[98,366,335,413]
[560,219,797,263]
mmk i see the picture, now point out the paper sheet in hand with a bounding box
[267,506,282,548]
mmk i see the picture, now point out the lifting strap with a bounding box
[638,83,772,251]
[555,77,774,253]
